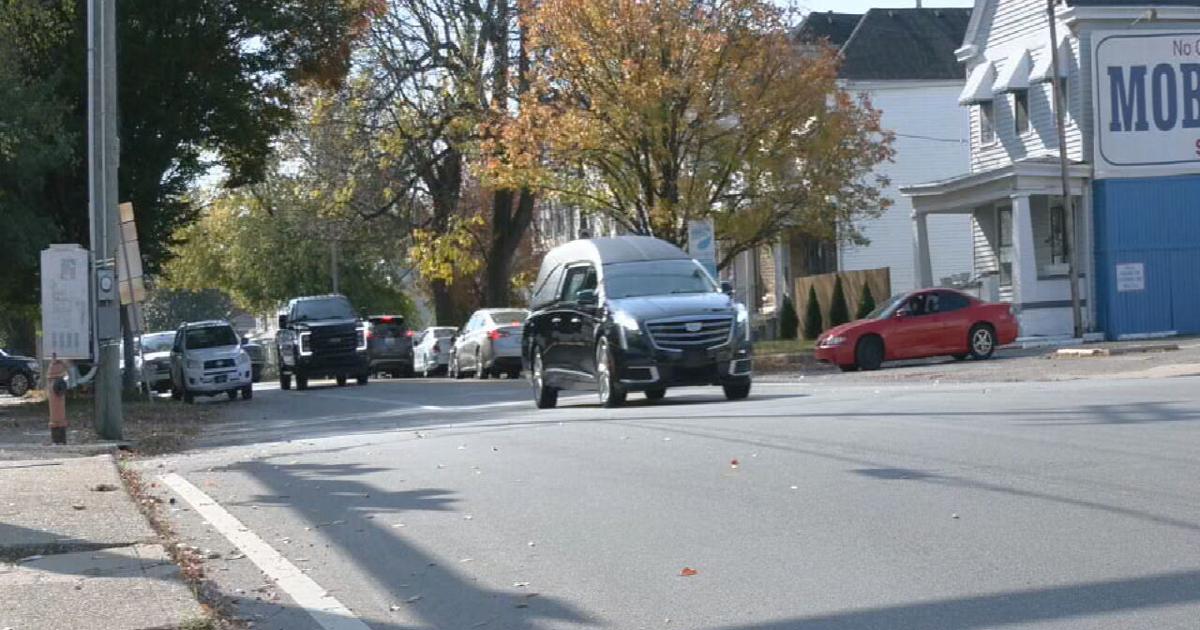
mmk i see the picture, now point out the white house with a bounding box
[903,0,1200,340]
[795,8,976,293]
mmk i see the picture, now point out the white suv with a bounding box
[169,321,253,403]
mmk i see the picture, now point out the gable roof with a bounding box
[837,8,973,81]
[793,11,862,48]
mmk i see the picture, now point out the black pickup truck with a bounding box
[275,295,370,390]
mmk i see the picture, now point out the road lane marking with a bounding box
[159,473,372,630]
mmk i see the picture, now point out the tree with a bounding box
[779,294,798,340]
[855,282,877,320]
[162,187,416,320]
[802,285,822,341]
[495,0,894,268]
[829,276,850,327]
[142,289,235,332]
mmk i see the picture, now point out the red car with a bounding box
[814,289,1019,372]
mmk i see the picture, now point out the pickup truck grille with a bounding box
[645,316,733,351]
[312,328,358,353]
[203,358,235,370]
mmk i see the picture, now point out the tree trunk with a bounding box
[431,279,454,325]
[484,188,535,307]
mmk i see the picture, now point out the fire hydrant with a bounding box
[47,359,69,445]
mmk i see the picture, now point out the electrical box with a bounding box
[40,245,92,359]
[96,268,116,303]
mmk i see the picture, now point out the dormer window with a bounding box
[980,101,996,144]
[1013,89,1030,134]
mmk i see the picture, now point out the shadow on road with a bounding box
[212,459,601,629]
[702,569,1200,630]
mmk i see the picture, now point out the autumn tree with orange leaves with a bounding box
[484,0,894,269]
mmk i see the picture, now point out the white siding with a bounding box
[840,82,974,292]
[967,0,1085,173]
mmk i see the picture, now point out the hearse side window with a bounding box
[559,265,597,303]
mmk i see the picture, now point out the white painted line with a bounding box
[159,473,372,630]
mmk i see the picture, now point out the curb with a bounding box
[1053,344,1180,358]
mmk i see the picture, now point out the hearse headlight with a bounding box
[612,311,641,349]
[735,304,751,342]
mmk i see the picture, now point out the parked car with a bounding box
[413,326,456,377]
[366,315,414,378]
[0,348,40,397]
[450,309,528,380]
[240,338,266,382]
[275,294,370,390]
[523,236,753,408]
[136,331,176,393]
[814,288,1020,372]
[169,321,254,403]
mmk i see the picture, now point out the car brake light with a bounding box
[489,329,508,341]
[380,316,394,323]
[406,330,415,337]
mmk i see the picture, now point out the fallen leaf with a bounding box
[730,459,739,469]
[72,504,86,511]
[406,595,423,603]
[513,581,530,588]
[91,483,118,492]
[680,567,698,577]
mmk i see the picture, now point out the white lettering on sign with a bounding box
[1116,262,1145,292]
[1094,31,1200,178]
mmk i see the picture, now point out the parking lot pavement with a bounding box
[765,340,1200,385]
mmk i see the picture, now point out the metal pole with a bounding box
[331,240,340,294]
[89,0,122,439]
[1048,0,1084,338]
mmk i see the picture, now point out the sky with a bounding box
[796,0,974,13]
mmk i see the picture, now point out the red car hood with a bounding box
[821,319,874,340]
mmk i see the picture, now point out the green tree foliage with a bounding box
[802,285,822,341]
[829,276,850,327]
[162,187,415,320]
[142,289,235,332]
[0,0,365,318]
[779,294,799,340]
[855,282,877,320]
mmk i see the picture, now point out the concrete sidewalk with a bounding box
[0,455,205,630]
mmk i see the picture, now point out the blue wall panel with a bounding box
[1093,175,1200,338]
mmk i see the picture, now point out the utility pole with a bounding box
[330,240,340,294]
[89,0,122,439]
[1047,0,1084,338]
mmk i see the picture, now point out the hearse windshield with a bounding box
[603,260,718,299]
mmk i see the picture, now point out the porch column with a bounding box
[912,211,934,288]
[1010,193,1038,307]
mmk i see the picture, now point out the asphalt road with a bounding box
[143,372,1200,630]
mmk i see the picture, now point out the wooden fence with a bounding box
[794,268,891,333]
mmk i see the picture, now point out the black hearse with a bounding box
[523,236,752,408]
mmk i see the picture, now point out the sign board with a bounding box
[40,245,91,359]
[1116,262,1145,292]
[117,202,146,305]
[687,219,718,280]
[1093,31,1200,178]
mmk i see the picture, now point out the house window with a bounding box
[997,205,1013,286]
[979,101,996,144]
[1013,89,1030,134]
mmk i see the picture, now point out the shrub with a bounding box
[802,285,822,340]
[779,294,799,340]
[855,282,877,320]
[829,276,850,327]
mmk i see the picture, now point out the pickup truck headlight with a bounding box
[356,325,368,351]
[612,311,641,349]
[25,360,40,372]
[298,332,313,357]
